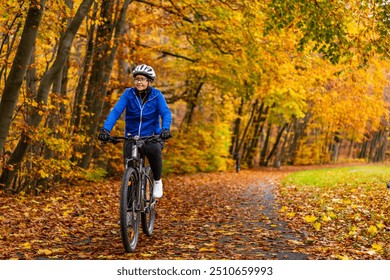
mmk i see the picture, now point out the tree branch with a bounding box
[138,43,198,62]
[134,0,193,23]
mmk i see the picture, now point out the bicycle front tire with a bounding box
[119,167,140,252]
[141,166,156,236]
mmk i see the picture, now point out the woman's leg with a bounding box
[145,141,164,180]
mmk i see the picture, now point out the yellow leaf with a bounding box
[38,169,49,179]
[286,212,296,218]
[199,247,217,252]
[313,222,321,230]
[304,214,317,223]
[220,231,235,236]
[140,253,153,257]
[280,206,288,212]
[343,199,351,205]
[180,244,196,249]
[22,242,32,249]
[322,215,331,222]
[37,249,52,256]
[367,225,378,236]
[377,222,385,230]
[52,248,65,253]
[328,212,336,219]
[371,243,383,253]
[336,254,350,260]
[349,226,357,235]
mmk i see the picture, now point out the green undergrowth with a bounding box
[282,165,390,188]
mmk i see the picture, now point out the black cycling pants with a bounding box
[124,141,164,181]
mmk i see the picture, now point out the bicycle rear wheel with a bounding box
[141,166,156,236]
[120,167,140,252]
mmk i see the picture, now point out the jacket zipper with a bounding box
[133,90,158,136]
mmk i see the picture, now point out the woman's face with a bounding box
[134,75,149,91]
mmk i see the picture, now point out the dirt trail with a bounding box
[150,169,309,259]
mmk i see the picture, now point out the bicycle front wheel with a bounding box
[120,167,140,252]
[141,166,156,236]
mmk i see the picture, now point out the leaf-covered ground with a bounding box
[279,165,390,260]
[0,166,388,260]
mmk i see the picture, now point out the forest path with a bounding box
[0,168,310,260]
[153,169,308,260]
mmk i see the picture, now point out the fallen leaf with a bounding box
[37,249,52,256]
[304,214,317,223]
[22,242,32,249]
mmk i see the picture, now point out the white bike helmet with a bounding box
[132,64,156,81]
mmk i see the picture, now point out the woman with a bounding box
[98,64,172,198]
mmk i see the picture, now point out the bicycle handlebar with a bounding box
[105,134,162,144]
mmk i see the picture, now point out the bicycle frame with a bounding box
[124,135,157,211]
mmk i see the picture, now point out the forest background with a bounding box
[0,0,390,194]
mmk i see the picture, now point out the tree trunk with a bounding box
[359,140,368,159]
[274,122,292,167]
[244,102,266,167]
[260,124,272,166]
[368,131,379,162]
[377,130,388,162]
[229,97,244,156]
[0,0,94,190]
[330,133,341,163]
[78,0,133,169]
[0,0,46,155]
[236,99,258,157]
[264,123,288,166]
[71,2,98,131]
[182,82,204,127]
[288,114,310,164]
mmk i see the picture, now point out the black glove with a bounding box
[98,129,110,142]
[160,129,172,140]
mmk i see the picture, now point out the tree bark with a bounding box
[0,0,46,155]
[0,0,94,190]
[71,2,98,131]
[229,97,244,156]
[182,82,204,127]
[244,102,267,167]
[260,124,272,166]
[264,123,288,166]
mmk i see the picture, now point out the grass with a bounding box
[282,165,390,188]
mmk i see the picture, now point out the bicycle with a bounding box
[107,134,162,252]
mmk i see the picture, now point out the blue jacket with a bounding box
[103,87,172,137]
